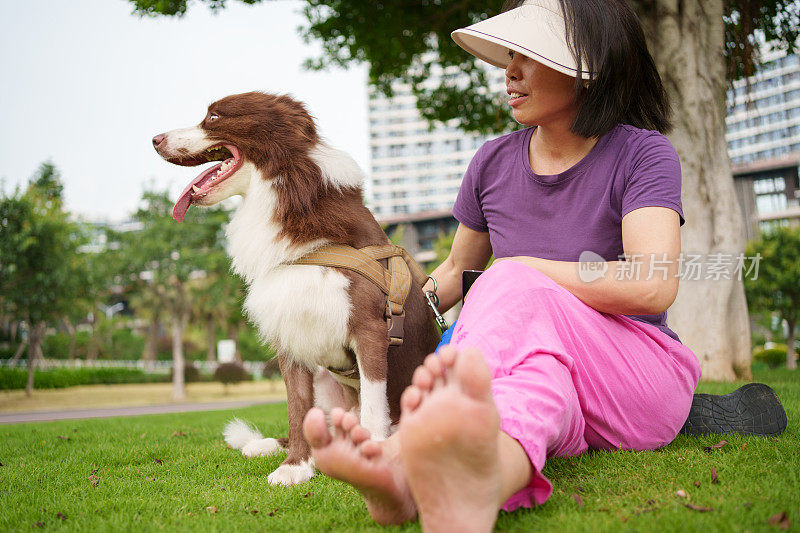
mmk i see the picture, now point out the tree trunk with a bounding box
[62,317,77,361]
[635,0,751,381]
[26,322,46,397]
[786,318,797,370]
[171,310,188,401]
[228,322,243,363]
[206,315,216,363]
[87,315,100,361]
[11,339,27,364]
[142,314,160,364]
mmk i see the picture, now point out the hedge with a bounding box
[0,367,169,390]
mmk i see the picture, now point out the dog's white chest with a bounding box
[244,265,353,370]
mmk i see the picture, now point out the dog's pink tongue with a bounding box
[172,181,196,223]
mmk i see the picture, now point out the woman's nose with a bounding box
[505,55,520,80]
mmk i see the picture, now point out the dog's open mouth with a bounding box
[170,144,243,222]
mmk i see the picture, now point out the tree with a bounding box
[129,0,800,380]
[118,190,228,400]
[0,163,86,395]
[744,225,800,370]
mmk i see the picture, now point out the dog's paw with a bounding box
[267,459,315,486]
[223,418,264,450]
[241,438,283,458]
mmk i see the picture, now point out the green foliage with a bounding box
[753,344,791,368]
[0,165,87,325]
[213,362,251,385]
[127,0,800,134]
[744,226,800,333]
[0,367,169,390]
[261,356,281,379]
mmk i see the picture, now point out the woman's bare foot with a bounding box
[399,346,502,533]
[303,407,416,525]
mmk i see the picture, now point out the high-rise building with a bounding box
[726,49,800,240]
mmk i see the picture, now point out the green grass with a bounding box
[1,367,798,532]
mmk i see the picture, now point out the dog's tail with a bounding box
[223,418,265,449]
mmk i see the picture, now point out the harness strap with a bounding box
[294,243,427,347]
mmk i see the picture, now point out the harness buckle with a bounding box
[388,311,405,346]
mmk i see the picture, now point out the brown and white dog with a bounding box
[152,91,440,485]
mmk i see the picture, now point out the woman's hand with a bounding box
[495,206,681,316]
[424,224,493,313]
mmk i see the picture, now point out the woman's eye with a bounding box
[508,50,515,59]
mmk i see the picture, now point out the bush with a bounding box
[0,367,169,390]
[169,362,202,383]
[753,344,792,368]
[262,357,281,379]
[214,362,251,388]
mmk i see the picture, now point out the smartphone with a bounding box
[462,270,484,304]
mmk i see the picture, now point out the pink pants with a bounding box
[448,260,702,511]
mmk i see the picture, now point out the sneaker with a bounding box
[681,383,787,437]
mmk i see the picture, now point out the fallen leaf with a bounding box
[56,512,66,521]
[34,522,44,528]
[573,494,584,507]
[741,443,748,450]
[577,486,584,493]
[647,499,655,505]
[684,503,714,512]
[676,490,688,499]
[56,436,70,441]
[268,508,278,517]
[711,467,719,484]
[250,509,259,515]
[187,512,194,517]
[206,506,218,514]
[149,455,163,465]
[303,491,313,498]
[87,475,100,487]
[694,481,701,488]
[768,511,791,530]
[171,431,186,438]
[704,440,728,453]
[597,508,610,512]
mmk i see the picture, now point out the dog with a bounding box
[152,91,440,485]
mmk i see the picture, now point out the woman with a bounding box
[301,1,766,531]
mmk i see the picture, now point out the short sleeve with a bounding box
[621,133,685,226]
[452,146,489,232]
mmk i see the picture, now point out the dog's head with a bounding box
[152,91,318,222]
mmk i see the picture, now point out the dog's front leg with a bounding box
[267,353,315,486]
[354,331,391,441]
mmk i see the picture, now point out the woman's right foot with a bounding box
[399,346,503,533]
[302,407,416,525]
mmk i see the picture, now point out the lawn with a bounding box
[1,367,797,532]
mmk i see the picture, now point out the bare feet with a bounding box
[399,346,502,533]
[303,407,416,525]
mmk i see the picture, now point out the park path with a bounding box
[0,398,282,424]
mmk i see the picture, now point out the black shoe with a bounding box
[681,383,787,437]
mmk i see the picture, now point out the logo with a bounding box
[578,250,607,283]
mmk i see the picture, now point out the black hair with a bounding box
[501,0,672,137]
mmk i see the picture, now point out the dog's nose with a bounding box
[152,134,166,149]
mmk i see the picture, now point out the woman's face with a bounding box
[505,50,580,127]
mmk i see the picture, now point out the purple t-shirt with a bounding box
[452,123,685,343]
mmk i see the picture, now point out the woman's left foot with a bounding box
[682,383,787,437]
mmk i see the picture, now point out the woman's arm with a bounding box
[423,223,493,313]
[497,206,681,315]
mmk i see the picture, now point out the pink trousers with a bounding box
[448,260,702,511]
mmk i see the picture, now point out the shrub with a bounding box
[169,362,202,383]
[0,367,169,390]
[262,357,281,379]
[753,344,790,368]
[214,362,251,390]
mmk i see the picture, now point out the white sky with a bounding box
[0,0,369,221]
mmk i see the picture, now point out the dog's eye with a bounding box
[208,113,219,121]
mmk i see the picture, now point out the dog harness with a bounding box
[295,243,428,379]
